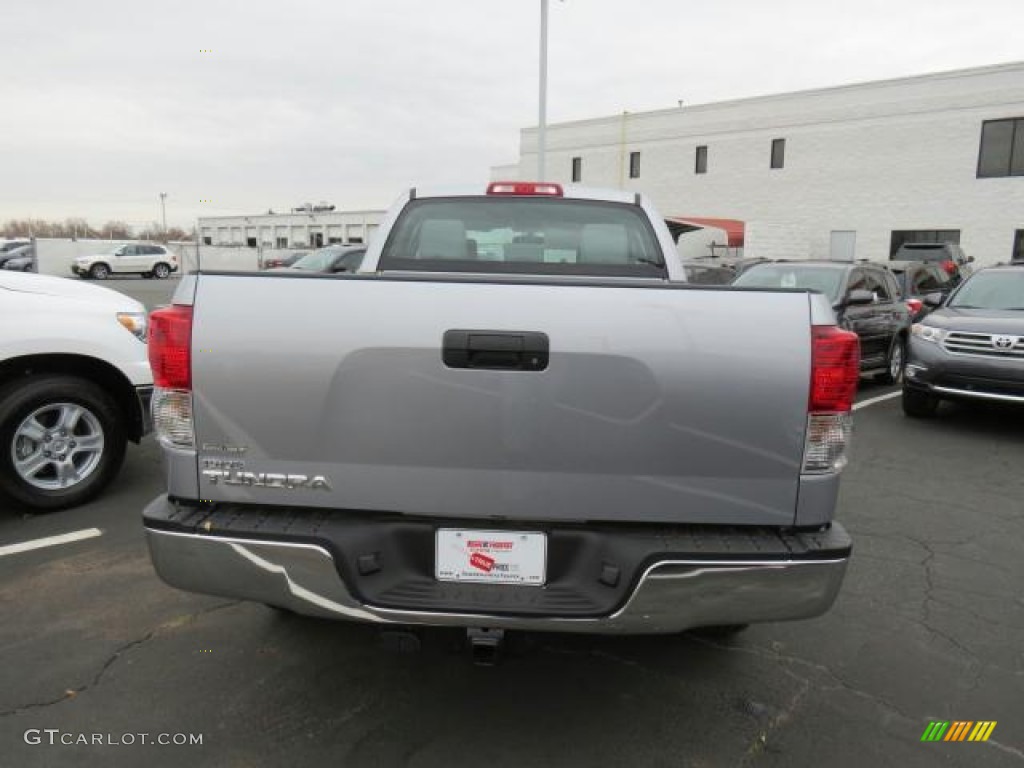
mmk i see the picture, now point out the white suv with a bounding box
[73,244,179,280]
[0,272,152,510]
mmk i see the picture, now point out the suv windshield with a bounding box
[732,264,846,302]
[291,247,342,271]
[948,271,1024,310]
[379,197,665,276]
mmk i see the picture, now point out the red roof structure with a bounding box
[664,217,745,247]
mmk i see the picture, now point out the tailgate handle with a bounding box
[443,330,549,371]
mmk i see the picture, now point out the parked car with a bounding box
[72,244,178,280]
[680,260,735,285]
[885,260,954,320]
[0,272,152,510]
[903,265,1024,417]
[728,257,774,276]
[2,252,35,272]
[0,243,34,270]
[0,239,30,253]
[142,182,857,649]
[892,242,973,285]
[282,244,366,273]
[262,251,307,270]
[734,260,912,383]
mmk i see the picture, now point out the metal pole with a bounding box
[538,0,548,181]
[159,192,168,237]
[618,111,629,188]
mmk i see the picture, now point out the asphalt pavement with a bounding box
[0,278,1021,767]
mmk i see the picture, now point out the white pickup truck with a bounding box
[0,272,152,510]
[143,183,858,653]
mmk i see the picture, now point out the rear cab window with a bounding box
[378,197,666,278]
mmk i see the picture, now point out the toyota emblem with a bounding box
[992,335,1017,350]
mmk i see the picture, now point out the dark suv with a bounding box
[734,261,913,383]
[886,260,954,320]
[892,242,973,285]
[903,265,1024,417]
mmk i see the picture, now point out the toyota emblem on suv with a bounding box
[992,335,1017,350]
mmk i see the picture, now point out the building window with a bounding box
[571,156,582,182]
[695,145,708,174]
[202,236,212,246]
[978,118,1024,178]
[628,151,640,179]
[275,237,287,248]
[770,138,786,169]
[889,230,960,256]
[246,237,257,248]
[1013,230,1024,263]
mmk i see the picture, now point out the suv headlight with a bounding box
[911,324,947,344]
[116,312,148,342]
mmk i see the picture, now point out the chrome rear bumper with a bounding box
[145,526,849,635]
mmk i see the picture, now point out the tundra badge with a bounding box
[202,470,332,490]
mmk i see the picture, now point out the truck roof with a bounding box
[406,183,642,206]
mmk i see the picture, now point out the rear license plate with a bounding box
[435,529,547,586]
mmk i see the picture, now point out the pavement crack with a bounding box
[0,600,240,718]
[739,666,812,765]
[987,739,1024,762]
[915,538,984,674]
[690,634,918,724]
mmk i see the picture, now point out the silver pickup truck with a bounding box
[143,182,858,645]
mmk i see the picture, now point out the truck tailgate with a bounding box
[190,275,812,525]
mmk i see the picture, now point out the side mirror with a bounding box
[923,291,944,308]
[845,289,875,306]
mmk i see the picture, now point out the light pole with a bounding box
[159,192,168,238]
[537,0,549,181]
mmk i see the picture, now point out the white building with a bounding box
[496,61,1024,266]
[198,208,386,249]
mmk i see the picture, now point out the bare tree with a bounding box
[3,218,56,238]
[64,217,98,239]
[135,223,193,242]
[3,217,188,241]
[98,221,131,240]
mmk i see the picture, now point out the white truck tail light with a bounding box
[148,305,194,448]
[803,325,859,474]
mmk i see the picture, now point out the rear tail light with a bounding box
[941,259,957,275]
[148,305,194,448]
[486,181,563,197]
[905,298,923,316]
[804,325,859,474]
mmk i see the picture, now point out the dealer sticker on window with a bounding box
[435,529,547,586]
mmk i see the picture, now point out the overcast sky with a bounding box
[2,0,1021,230]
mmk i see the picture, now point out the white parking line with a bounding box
[853,391,902,411]
[0,528,103,558]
